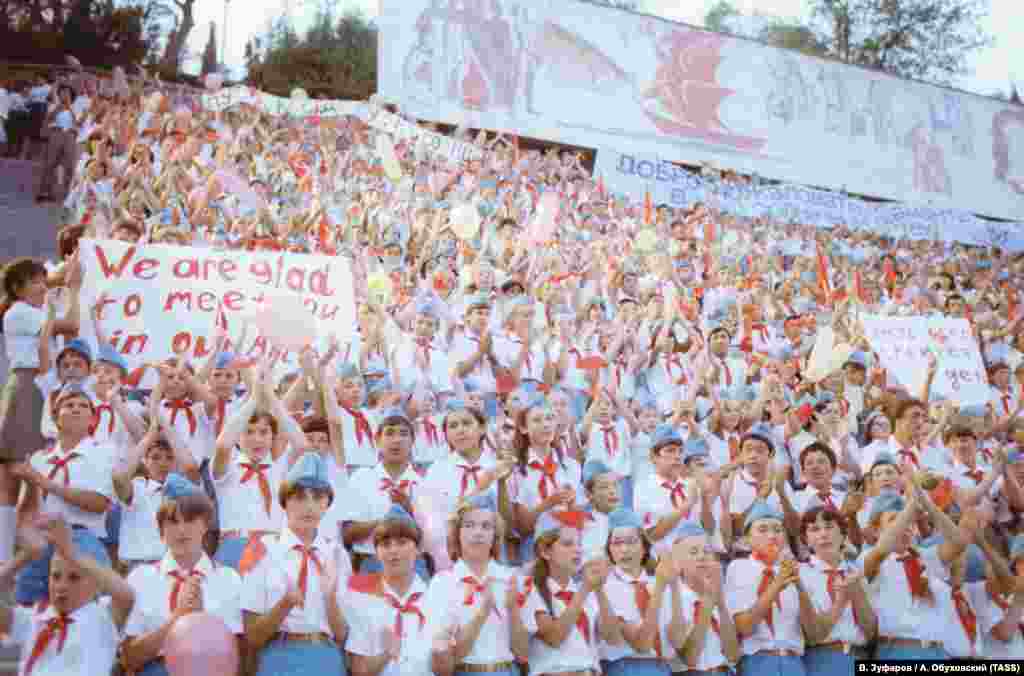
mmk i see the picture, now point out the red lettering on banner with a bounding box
[286,268,306,293]
[319,305,338,321]
[173,258,199,278]
[197,292,217,312]
[124,294,142,317]
[219,260,238,281]
[109,330,149,355]
[249,261,272,286]
[170,332,216,358]
[95,245,157,279]
[223,291,243,311]
[164,291,194,311]
[310,267,333,297]
[95,295,118,320]
[134,258,159,280]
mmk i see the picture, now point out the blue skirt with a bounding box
[804,646,859,676]
[739,653,806,676]
[606,656,671,676]
[254,638,346,676]
[875,643,948,661]
[138,659,170,676]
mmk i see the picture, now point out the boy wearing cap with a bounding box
[392,298,454,397]
[37,337,93,441]
[13,385,115,605]
[451,294,511,394]
[861,475,970,659]
[332,363,378,471]
[89,343,146,448]
[582,390,636,505]
[635,427,716,552]
[945,424,1004,510]
[725,501,813,675]
[721,424,784,550]
[346,506,431,676]
[243,453,349,676]
[579,460,620,560]
[1,517,134,676]
[121,475,244,676]
[345,408,428,576]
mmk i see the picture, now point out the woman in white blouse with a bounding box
[426,494,528,676]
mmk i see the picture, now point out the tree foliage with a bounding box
[246,8,377,100]
[807,0,992,85]
[0,0,152,67]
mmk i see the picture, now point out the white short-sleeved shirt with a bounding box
[420,449,499,519]
[521,578,601,676]
[213,451,288,534]
[422,560,519,665]
[601,568,673,663]
[677,582,732,671]
[336,405,377,468]
[157,398,215,464]
[345,576,432,676]
[450,332,511,393]
[117,477,166,563]
[725,556,804,656]
[346,464,423,555]
[798,557,868,647]
[4,301,46,368]
[392,338,453,395]
[242,530,347,636]
[411,413,448,466]
[862,546,955,644]
[9,599,119,676]
[124,553,243,639]
[511,450,582,512]
[29,439,115,537]
[788,484,848,515]
[585,418,633,477]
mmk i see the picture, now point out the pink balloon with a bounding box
[164,613,238,676]
[252,291,317,353]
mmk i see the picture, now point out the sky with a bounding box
[189,0,1022,99]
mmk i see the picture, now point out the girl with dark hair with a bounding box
[510,398,582,563]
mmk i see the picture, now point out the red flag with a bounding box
[597,174,606,199]
[644,189,653,226]
[854,270,866,303]
[816,242,832,305]
[883,258,897,287]
[318,216,330,253]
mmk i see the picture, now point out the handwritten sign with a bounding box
[78,239,356,380]
[202,86,368,119]
[364,106,483,164]
[862,315,989,406]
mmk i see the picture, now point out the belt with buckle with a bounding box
[755,648,801,657]
[812,640,863,654]
[274,632,331,644]
[222,529,277,540]
[878,636,940,650]
[455,661,517,673]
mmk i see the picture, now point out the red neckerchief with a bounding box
[383,591,425,636]
[896,549,933,603]
[457,463,482,498]
[554,589,591,643]
[93,402,115,435]
[421,418,440,447]
[239,461,273,516]
[292,544,324,598]
[816,489,838,510]
[461,576,502,618]
[380,477,414,496]
[661,480,688,513]
[602,424,619,458]
[343,405,373,447]
[950,582,978,648]
[165,399,198,436]
[168,568,206,611]
[24,611,73,675]
[47,452,81,486]
[824,565,867,635]
[632,578,662,656]
[528,453,560,500]
[751,551,780,635]
[964,468,985,485]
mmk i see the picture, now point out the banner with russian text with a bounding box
[78,239,356,381]
[378,0,1024,223]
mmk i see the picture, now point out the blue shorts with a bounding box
[254,637,345,676]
